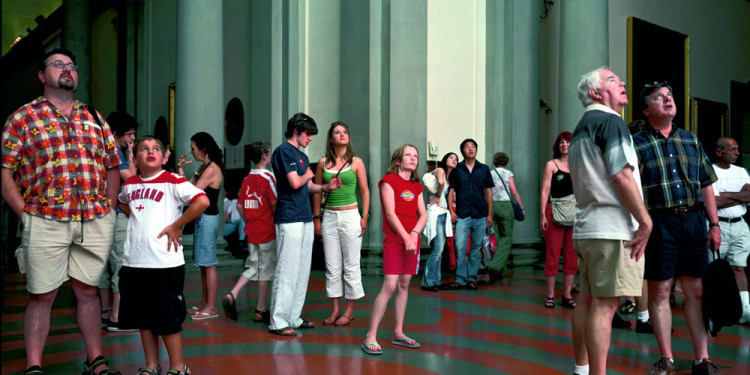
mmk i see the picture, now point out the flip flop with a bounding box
[391,337,420,348]
[297,319,314,329]
[254,309,270,323]
[361,342,382,355]
[323,314,340,325]
[191,312,219,321]
[335,315,353,326]
[269,327,297,336]
[187,306,201,314]
[222,293,238,321]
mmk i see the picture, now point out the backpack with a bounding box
[702,250,743,337]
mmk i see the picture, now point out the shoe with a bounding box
[106,321,138,332]
[420,285,439,292]
[619,300,636,314]
[544,297,555,308]
[561,297,576,309]
[739,306,750,324]
[268,327,297,336]
[391,337,420,348]
[191,312,219,321]
[82,355,121,375]
[636,319,654,334]
[691,359,720,375]
[24,366,44,375]
[298,319,314,329]
[166,364,191,375]
[335,315,353,326]
[361,342,382,355]
[222,293,238,321]
[648,357,675,375]
[101,318,112,329]
[254,309,270,323]
[611,313,631,329]
[466,282,478,290]
[137,365,162,375]
[443,282,464,290]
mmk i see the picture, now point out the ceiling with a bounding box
[2,0,62,56]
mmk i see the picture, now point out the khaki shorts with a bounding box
[574,239,644,298]
[21,211,116,294]
[242,239,277,281]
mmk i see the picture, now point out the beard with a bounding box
[58,76,77,92]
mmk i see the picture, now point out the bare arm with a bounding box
[611,165,652,261]
[447,186,457,223]
[381,182,417,253]
[716,184,750,208]
[194,163,221,190]
[539,161,554,231]
[237,202,244,221]
[119,201,130,217]
[106,167,120,212]
[413,192,428,233]
[701,185,721,251]
[485,187,493,227]
[354,157,371,236]
[312,159,325,236]
[429,168,446,205]
[508,176,524,209]
[1,167,25,218]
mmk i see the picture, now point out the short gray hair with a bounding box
[577,66,608,107]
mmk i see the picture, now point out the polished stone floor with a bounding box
[2,253,749,374]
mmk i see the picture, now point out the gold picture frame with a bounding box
[689,97,729,147]
[168,82,176,147]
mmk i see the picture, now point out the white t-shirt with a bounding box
[569,104,643,241]
[712,164,750,218]
[119,170,206,268]
[491,167,514,202]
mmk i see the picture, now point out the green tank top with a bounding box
[322,165,358,207]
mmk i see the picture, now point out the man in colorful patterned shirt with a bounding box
[1,47,122,375]
[633,81,721,375]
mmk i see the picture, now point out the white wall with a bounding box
[426,0,486,164]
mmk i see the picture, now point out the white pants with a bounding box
[322,209,364,299]
[269,222,314,330]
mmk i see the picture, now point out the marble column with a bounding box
[487,0,541,244]
[62,0,90,104]
[175,0,224,172]
[557,0,609,133]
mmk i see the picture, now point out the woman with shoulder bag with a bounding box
[488,152,524,279]
[540,132,577,309]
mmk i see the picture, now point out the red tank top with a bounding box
[379,173,423,243]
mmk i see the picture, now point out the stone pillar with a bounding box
[62,0,90,104]
[487,0,541,244]
[557,0,608,133]
[175,0,224,173]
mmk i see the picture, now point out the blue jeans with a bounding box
[454,217,486,285]
[421,213,447,287]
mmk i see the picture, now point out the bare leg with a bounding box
[635,280,648,313]
[24,289,58,369]
[197,267,208,310]
[71,279,110,372]
[363,275,399,351]
[680,276,708,360]
[546,275,556,299]
[162,332,185,372]
[140,329,160,371]
[341,299,356,319]
[228,275,251,300]
[648,279,674,358]
[585,296,618,375]
[111,292,121,322]
[99,288,112,319]
[572,292,590,367]
[392,274,413,341]
[563,274,575,299]
[325,298,341,325]
[198,266,218,315]
[256,280,270,313]
[734,266,748,291]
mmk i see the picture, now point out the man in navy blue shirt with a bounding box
[445,138,494,290]
[268,113,340,336]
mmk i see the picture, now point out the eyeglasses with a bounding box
[644,81,669,89]
[640,81,673,103]
[46,60,79,71]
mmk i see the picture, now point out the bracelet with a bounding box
[363,213,370,217]
[312,215,322,220]
[411,230,420,235]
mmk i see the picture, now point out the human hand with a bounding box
[540,216,548,232]
[405,232,419,254]
[177,154,193,169]
[429,196,440,206]
[707,225,721,251]
[624,217,652,262]
[486,215,493,228]
[450,211,458,223]
[314,220,322,237]
[157,224,183,252]
[359,216,368,238]
[328,177,342,191]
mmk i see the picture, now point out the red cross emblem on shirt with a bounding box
[136,205,145,211]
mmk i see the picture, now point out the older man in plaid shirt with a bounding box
[633,81,721,375]
[1,47,121,375]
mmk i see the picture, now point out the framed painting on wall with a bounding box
[690,97,729,153]
[627,17,689,128]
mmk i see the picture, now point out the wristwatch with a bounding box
[709,222,720,228]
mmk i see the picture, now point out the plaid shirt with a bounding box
[632,124,716,210]
[2,97,121,221]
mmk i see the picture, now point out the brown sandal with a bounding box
[323,314,340,325]
[544,297,555,308]
[335,315,353,326]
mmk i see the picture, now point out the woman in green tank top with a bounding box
[312,122,370,326]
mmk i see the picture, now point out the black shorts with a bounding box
[118,265,186,336]
[644,210,709,281]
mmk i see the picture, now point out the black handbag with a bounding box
[494,169,524,221]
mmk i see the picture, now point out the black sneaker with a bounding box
[619,300,636,314]
[24,366,44,375]
[611,313,631,329]
[636,319,654,333]
[107,321,138,332]
[691,359,720,375]
[420,285,439,292]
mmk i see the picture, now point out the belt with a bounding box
[655,206,697,215]
[718,217,742,223]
